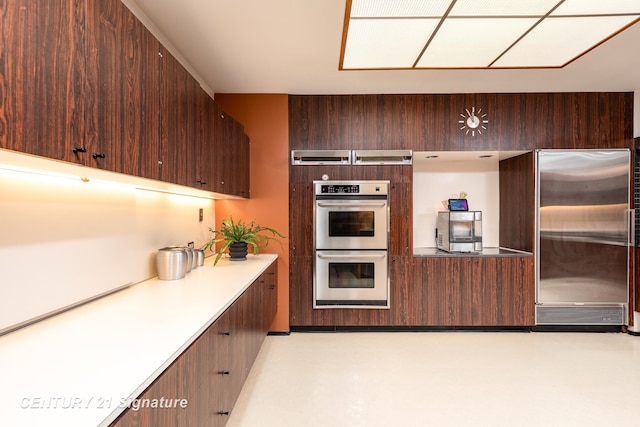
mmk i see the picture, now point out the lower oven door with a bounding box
[314,250,389,308]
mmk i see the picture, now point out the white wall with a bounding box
[413,156,500,249]
[0,157,215,333]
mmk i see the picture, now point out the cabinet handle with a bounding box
[219,370,230,375]
[217,411,230,416]
[72,147,86,154]
[221,331,231,336]
[195,179,207,185]
[92,153,106,159]
[268,285,275,290]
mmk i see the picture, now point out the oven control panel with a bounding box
[320,184,359,194]
[314,180,388,196]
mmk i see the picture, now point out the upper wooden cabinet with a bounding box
[0,0,97,165]
[211,108,250,197]
[0,0,249,197]
[158,45,199,187]
[91,0,162,179]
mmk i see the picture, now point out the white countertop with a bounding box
[0,254,277,427]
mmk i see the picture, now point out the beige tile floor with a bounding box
[227,331,640,427]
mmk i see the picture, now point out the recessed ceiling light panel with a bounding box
[417,18,538,67]
[551,0,640,16]
[449,0,560,16]
[343,18,440,68]
[341,0,640,70]
[494,15,640,67]
[350,0,452,18]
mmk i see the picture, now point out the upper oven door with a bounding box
[315,198,388,250]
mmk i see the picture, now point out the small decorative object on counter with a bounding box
[195,249,205,267]
[156,247,188,280]
[184,247,193,273]
[202,216,285,265]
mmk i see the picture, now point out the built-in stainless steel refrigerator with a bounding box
[535,149,632,325]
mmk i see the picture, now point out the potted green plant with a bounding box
[202,216,285,265]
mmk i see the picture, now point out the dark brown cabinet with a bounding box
[91,0,162,178]
[192,100,250,197]
[0,0,97,164]
[0,0,250,197]
[414,256,534,326]
[212,109,250,197]
[192,90,217,191]
[109,261,277,427]
[158,45,198,186]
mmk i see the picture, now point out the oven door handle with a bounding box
[316,202,386,208]
[317,253,387,260]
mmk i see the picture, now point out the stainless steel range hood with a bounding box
[291,150,351,165]
[353,150,412,165]
[291,149,412,165]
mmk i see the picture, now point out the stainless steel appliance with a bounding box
[436,211,483,253]
[291,149,412,166]
[156,247,188,280]
[314,180,390,308]
[314,250,388,306]
[535,149,632,325]
[315,182,388,250]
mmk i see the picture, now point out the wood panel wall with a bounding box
[288,93,633,328]
[289,93,633,152]
[499,152,535,253]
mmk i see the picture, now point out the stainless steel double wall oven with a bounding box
[314,180,390,308]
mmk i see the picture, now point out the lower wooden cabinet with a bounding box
[415,256,535,326]
[289,255,534,328]
[110,262,277,427]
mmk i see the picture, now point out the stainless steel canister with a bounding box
[184,247,194,273]
[195,249,204,267]
[156,247,188,280]
[190,247,198,270]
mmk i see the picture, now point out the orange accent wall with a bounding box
[214,94,289,332]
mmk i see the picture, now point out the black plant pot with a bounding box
[228,242,248,261]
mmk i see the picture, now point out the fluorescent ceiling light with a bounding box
[341,0,640,69]
[344,19,440,68]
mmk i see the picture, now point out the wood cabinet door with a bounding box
[264,263,278,325]
[202,311,233,427]
[198,95,219,191]
[0,0,96,163]
[212,110,249,197]
[159,47,198,186]
[417,256,534,327]
[225,293,250,408]
[288,183,314,257]
[237,131,250,197]
[89,0,162,178]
